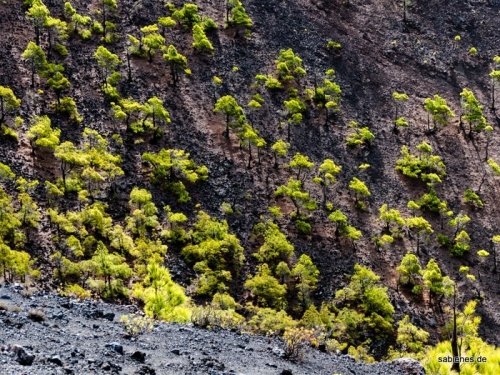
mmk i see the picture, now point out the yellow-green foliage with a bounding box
[335,264,395,320]
[282,327,318,360]
[424,301,500,375]
[276,48,306,81]
[246,304,297,335]
[423,94,454,129]
[142,149,208,202]
[245,263,287,309]
[346,122,375,147]
[191,292,244,329]
[395,142,446,183]
[120,313,154,338]
[182,211,244,295]
[132,262,190,322]
[252,220,294,265]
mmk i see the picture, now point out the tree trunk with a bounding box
[225,114,230,137]
[451,287,460,373]
[126,51,132,83]
[0,97,4,124]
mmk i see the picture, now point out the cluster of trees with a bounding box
[0,165,41,283]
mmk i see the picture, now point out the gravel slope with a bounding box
[0,285,425,375]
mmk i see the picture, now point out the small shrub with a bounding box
[0,301,11,311]
[220,202,234,214]
[326,40,342,50]
[28,309,47,322]
[60,284,92,300]
[282,327,318,360]
[120,313,153,338]
[295,219,311,234]
[463,188,483,208]
[437,233,450,247]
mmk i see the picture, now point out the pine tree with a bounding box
[460,88,487,138]
[192,24,213,53]
[172,3,201,28]
[140,25,165,62]
[182,211,244,296]
[21,42,48,87]
[377,204,405,235]
[423,94,454,132]
[291,254,319,310]
[90,241,131,297]
[245,263,287,309]
[47,71,70,105]
[275,178,317,217]
[422,259,454,308]
[349,177,371,210]
[214,95,245,137]
[26,0,50,46]
[132,262,190,322]
[395,315,429,354]
[163,45,189,87]
[284,98,306,140]
[392,92,409,122]
[142,149,208,202]
[287,153,314,183]
[313,159,342,207]
[253,220,294,266]
[406,216,433,255]
[99,0,117,38]
[271,139,290,168]
[141,96,171,132]
[489,56,500,111]
[228,0,252,37]
[27,115,61,153]
[46,15,69,53]
[396,253,422,289]
[346,121,375,148]
[276,49,306,82]
[335,264,395,320]
[94,46,122,85]
[158,16,176,37]
[0,86,21,126]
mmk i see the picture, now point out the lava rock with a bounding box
[11,345,35,366]
[131,350,146,363]
[103,312,115,321]
[106,342,124,355]
[49,355,63,366]
[392,358,426,375]
[135,365,156,375]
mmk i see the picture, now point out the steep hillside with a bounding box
[1,0,500,372]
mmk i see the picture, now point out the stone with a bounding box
[0,295,11,300]
[135,365,156,375]
[101,362,111,371]
[11,345,35,366]
[103,312,115,321]
[106,342,123,355]
[131,350,146,363]
[171,349,180,355]
[392,358,426,375]
[49,355,63,366]
[281,370,293,375]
